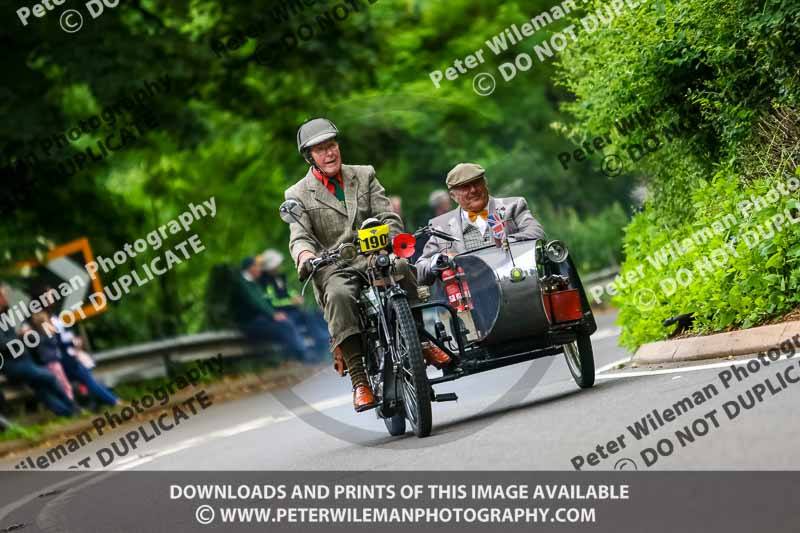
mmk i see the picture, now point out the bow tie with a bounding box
[467,209,488,222]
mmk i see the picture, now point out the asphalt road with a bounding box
[4,309,800,532]
[3,309,799,474]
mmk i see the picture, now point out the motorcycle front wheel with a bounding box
[389,296,432,438]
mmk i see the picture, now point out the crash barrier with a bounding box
[0,330,284,407]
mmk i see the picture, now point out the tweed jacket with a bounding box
[284,164,403,268]
[415,196,546,284]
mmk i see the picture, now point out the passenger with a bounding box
[230,256,311,361]
[416,163,546,284]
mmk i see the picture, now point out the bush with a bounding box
[555,0,800,347]
[614,164,800,349]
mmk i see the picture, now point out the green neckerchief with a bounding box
[331,177,345,201]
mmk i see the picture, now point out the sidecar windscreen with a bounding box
[423,240,549,346]
[426,255,501,343]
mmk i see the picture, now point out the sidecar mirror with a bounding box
[279,199,305,224]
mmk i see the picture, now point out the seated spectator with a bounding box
[52,316,118,409]
[230,256,311,362]
[27,311,74,401]
[31,286,119,410]
[0,286,76,417]
[258,249,329,361]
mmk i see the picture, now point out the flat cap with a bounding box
[446,163,486,189]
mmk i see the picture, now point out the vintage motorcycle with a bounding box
[279,199,435,437]
[278,200,597,439]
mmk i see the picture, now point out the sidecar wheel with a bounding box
[384,413,406,436]
[563,333,595,388]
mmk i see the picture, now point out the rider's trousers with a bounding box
[312,257,419,350]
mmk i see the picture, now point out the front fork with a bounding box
[366,262,408,418]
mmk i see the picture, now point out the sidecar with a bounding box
[412,238,598,389]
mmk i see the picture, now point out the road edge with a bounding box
[634,320,800,365]
[0,361,323,458]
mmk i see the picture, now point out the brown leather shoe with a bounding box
[422,341,452,369]
[353,384,377,412]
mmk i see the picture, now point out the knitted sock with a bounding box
[339,335,368,389]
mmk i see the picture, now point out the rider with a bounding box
[416,163,547,284]
[285,118,450,412]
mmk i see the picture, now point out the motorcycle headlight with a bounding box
[545,240,569,263]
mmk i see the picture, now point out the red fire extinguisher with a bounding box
[441,266,474,312]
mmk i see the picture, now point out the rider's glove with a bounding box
[431,253,452,275]
[298,253,316,282]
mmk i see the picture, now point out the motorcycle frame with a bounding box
[359,254,411,420]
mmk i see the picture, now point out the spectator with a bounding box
[28,311,74,401]
[411,189,453,263]
[0,285,76,417]
[51,315,119,409]
[258,249,329,361]
[29,285,120,409]
[230,256,311,361]
[429,189,453,218]
[389,195,403,217]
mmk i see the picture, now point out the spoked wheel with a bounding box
[563,333,595,388]
[389,296,432,438]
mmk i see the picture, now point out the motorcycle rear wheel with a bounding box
[389,296,432,438]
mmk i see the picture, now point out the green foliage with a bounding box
[614,165,800,349]
[537,202,629,273]
[556,0,800,347]
[2,0,634,349]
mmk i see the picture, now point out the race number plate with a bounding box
[358,224,390,253]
